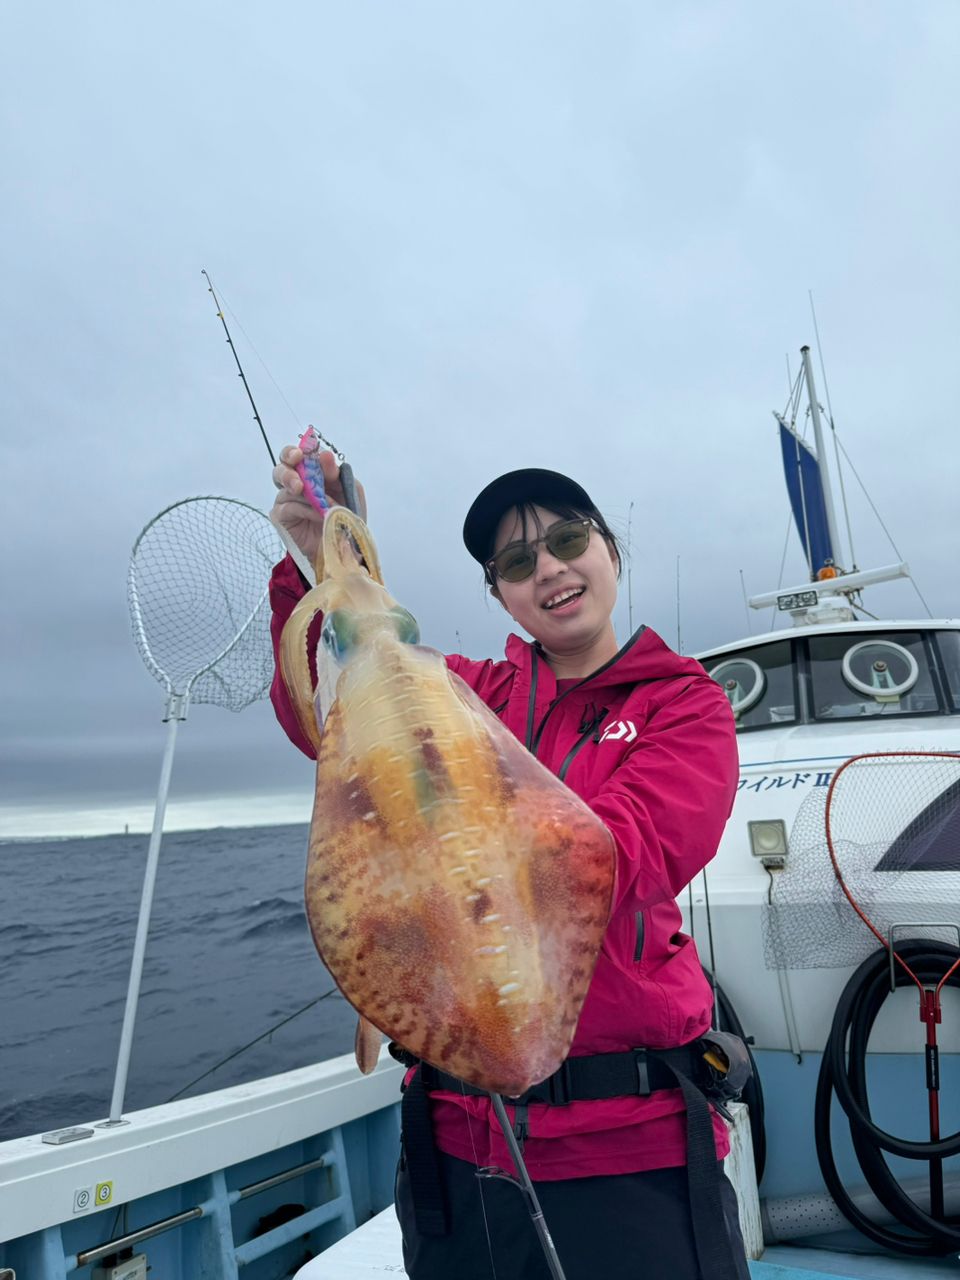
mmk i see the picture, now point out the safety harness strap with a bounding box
[662,1059,744,1280]
[400,1068,449,1236]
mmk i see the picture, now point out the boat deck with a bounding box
[295,1206,960,1278]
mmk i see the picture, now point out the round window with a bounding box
[708,658,766,718]
[841,639,919,700]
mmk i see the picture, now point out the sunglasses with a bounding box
[486,518,594,583]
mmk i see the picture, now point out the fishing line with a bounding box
[459,1081,501,1279]
[203,269,277,467]
[203,270,348,467]
[834,437,934,619]
[687,882,696,946]
[165,987,342,1103]
[97,993,343,1248]
[701,869,720,1031]
[212,282,305,433]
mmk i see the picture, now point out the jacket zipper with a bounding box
[524,656,540,751]
[634,911,646,963]
[557,707,608,782]
[529,625,648,757]
[557,726,594,782]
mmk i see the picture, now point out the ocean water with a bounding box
[0,824,358,1142]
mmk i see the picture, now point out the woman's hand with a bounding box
[271,444,368,566]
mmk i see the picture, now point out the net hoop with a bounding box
[127,495,282,711]
[825,750,960,996]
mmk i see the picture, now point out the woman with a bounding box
[269,446,748,1280]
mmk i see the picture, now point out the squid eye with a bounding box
[390,607,420,645]
[321,610,359,660]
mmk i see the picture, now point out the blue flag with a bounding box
[779,420,834,577]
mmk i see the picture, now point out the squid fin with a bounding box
[354,1015,382,1074]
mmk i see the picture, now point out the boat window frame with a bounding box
[794,635,813,725]
[714,629,960,733]
[803,629,946,725]
[709,637,802,734]
[929,630,960,715]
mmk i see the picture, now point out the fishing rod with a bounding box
[482,1094,569,1279]
[202,269,276,468]
[201,269,361,514]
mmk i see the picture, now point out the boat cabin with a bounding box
[699,620,960,732]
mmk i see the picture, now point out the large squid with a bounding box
[280,506,615,1097]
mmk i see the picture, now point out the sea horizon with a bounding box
[0,788,315,842]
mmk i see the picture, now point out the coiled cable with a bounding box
[815,938,960,1256]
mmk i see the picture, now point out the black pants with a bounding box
[395,1148,750,1280]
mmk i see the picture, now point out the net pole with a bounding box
[105,702,184,1124]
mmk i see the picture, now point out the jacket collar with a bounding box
[506,625,710,694]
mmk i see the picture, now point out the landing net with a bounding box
[128,496,283,711]
[763,752,960,970]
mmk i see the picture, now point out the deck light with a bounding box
[748,819,788,868]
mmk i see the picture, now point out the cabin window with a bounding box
[808,632,938,720]
[706,641,796,729]
[937,632,960,712]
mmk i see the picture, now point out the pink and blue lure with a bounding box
[296,427,331,515]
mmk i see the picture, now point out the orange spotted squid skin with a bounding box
[280,508,615,1096]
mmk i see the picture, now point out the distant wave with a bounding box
[1,821,354,1142]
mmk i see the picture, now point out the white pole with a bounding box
[800,345,843,568]
[747,561,910,610]
[104,699,184,1125]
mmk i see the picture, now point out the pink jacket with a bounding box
[269,554,738,1178]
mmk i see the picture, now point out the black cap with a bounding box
[462,468,599,565]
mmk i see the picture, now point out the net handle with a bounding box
[111,495,281,1121]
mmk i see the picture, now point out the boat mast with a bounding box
[800,344,843,570]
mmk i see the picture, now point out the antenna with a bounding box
[675,555,682,655]
[627,500,635,633]
[739,569,752,635]
[809,292,858,572]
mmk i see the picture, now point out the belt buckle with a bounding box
[548,1060,573,1105]
[633,1049,652,1096]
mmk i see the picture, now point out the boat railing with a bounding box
[0,1050,404,1280]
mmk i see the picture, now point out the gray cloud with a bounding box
[2,2,957,833]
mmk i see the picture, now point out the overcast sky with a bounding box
[1,3,957,837]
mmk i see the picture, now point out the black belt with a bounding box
[416,1044,705,1104]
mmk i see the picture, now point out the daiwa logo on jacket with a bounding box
[599,719,637,743]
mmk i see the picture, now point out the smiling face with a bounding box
[490,503,620,678]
